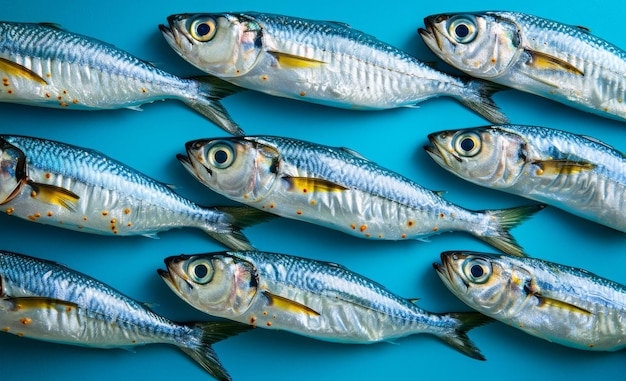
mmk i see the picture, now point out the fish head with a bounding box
[160,13,263,77]
[425,126,527,189]
[419,12,520,79]
[159,252,258,318]
[0,138,27,204]
[179,137,280,204]
[434,251,533,319]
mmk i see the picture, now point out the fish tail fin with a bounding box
[180,321,252,381]
[477,204,546,257]
[206,206,275,251]
[185,76,246,135]
[438,312,493,361]
[457,78,509,124]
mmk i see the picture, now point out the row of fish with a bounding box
[3,7,626,380]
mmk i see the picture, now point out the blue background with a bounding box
[2,0,625,379]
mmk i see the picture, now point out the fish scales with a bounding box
[420,11,626,120]
[161,12,508,122]
[436,251,626,350]
[426,125,626,231]
[159,250,491,359]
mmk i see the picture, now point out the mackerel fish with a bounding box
[0,135,267,250]
[159,250,492,360]
[0,21,242,134]
[160,12,508,123]
[419,12,626,122]
[0,249,249,380]
[177,135,544,256]
[426,125,626,232]
[435,251,626,351]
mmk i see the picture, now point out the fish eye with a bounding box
[190,17,217,42]
[448,16,477,44]
[187,258,214,284]
[207,142,236,169]
[462,258,492,284]
[453,131,482,157]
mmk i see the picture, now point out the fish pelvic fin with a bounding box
[181,321,252,381]
[439,311,493,361]
[0,57,48,85]
[185,76,246,135]
[525,49,584,76]
[205,206,275,250]
[27,181,80,211]
[267,51,327,69]
[477,204,546,257]
[457,78,509,124]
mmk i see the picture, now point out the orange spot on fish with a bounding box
[266,322,272,327]
[439,213,445,218]
[127,223,132,227]
[407,221,414,227]
[59,102,69,107]
[250,317,257,325]
[7,89,12,94]
[19,318,32,325]
[46,73,51,78]
[300,91,306,96]
[350,224,356,230]
[83,216,88,221]
[310,200,316,205]
[30,191,37,198]
[45,173,51,179]
[62,90,67,95]
[2,327,9,332]
[27,215,37,221]
[45,93,51,98]
[296,210,302,215]
[141,88,146,93]
[124,208,131,214]
[269,204,275,209]
[102,211,108,216]
[365,233,371,237]
[110,219,117,224]
[359,225,367,232]
[401,234,407,239]
[433,227,438,232]
[17,332,23,337]
[113,230,118,234]
[57,96,62,100]
[6,208,14,215]
[66,306,72,312]
[262,75,268,81]
[263,311,268,316]
[72,99,78,104]
[47,212,53,217]
[378,234,383,238]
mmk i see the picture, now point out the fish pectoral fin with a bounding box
[532,159,596,175]
[268,51,327,69]
[284,176,348,193]
[0,57,48,85]
[27,181,80,210]
[6,296,79,311]
[262,291,320,316]
[535,294,592,316]
[524,49,584,76]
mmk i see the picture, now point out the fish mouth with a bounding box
[177,152,212,180]
[159,255,195,293]
[434,251,470,291]
[159,15,193,53]
[424,133,462,165]
[418,18,443,52]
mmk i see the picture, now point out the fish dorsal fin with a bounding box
[267,51,327,69]
[340,147,369,160]
[37,22,66,31]
[535,294,592,315]
[6,296,79,311]
[262,291,320,316]
[407,298,420,304]
[27,181,80,210]
[0,58,48,85]
[283,176,348,193]
[574,25,591,33]
[532,159,596,176]
[524,49,584,77]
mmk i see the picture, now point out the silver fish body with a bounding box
[178,135,543,257]
[425,124,626,232]
[0,135,264,250]
[159,250,491,359]
[0,21,242,134]
[0,249,249,380]
[435,251,626,351]
[160,12,508,123]
[419,12,626,121]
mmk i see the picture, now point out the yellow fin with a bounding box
[7,296,79,311]
[536,294,592,316]
[268,51,326,68]
[263,291,320,316]
[0,57,48,85]
[525,49,584,76]
[284,176,348,193]
[533,160,596,175]
[28,181,80,210]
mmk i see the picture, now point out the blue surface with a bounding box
[1,1,625,379]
